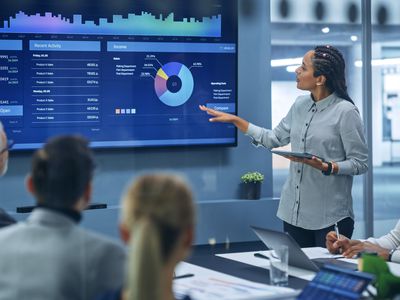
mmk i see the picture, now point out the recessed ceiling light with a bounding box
[354,57,400,67]
[286,65,300,73]
[321,27,330,33]
[271,57,302,67]
[351,35,358,42]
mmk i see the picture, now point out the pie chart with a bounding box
[154,62,194,107]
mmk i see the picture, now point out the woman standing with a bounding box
[200,45,368,247]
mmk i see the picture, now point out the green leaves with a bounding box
[241,171,264,183]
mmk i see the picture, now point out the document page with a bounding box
[174,262,299,300]
[301,247,345,259]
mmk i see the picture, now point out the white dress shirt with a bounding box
[367,220,400,263]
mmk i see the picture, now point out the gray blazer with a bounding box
[0,208,126,300]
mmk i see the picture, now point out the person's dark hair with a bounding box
[31,135,95,208]
[312,45,354,104]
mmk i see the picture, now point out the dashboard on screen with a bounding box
[0,0,237,149]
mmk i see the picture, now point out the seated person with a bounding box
[0,135,125,300]
[326,220,400,263]
[0,121,16,228]
[97,173,195,300]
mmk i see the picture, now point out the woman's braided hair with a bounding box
[312,45,354,104]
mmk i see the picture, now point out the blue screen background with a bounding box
[0,0,238,149]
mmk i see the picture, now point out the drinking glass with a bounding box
[269,245,289,286]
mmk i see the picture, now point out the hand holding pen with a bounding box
[326,223,344,254]
[326,223,352,255]
[334,223,342,253]
[334,223,341,240]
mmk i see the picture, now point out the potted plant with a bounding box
[240,171,264,200]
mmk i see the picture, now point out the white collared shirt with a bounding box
[367,220,400,263]
[246,93,368,230]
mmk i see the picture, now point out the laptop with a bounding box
[250,225,357,272]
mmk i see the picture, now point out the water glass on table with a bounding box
[269,245,289,286]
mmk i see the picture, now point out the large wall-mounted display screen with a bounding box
[0,0,237,149]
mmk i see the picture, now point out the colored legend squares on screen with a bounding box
[115,108,136,115]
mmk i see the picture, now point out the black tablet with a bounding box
[271,150,325,162]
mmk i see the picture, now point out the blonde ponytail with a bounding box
[121,173,195,300]
[126,218,163,300]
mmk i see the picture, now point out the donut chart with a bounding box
[154,62,194,107]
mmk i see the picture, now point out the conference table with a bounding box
[176,241,400,300]
[174,240,310,300]
[186,241,309,290]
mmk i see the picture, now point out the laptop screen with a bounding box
[250,225,320,272]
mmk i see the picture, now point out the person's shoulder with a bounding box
[294,94,311,104]
[292,94,313,108]
[330,96,359,117]
[336,98,356,110]
[79,227,125,253]
[0,221,26,240]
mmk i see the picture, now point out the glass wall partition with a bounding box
[371,0,400,237]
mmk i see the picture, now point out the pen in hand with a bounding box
[334,222,340,240]
[334,222,342,254]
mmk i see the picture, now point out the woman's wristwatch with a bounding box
[322,162,332,176]
[388,248,396,262]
